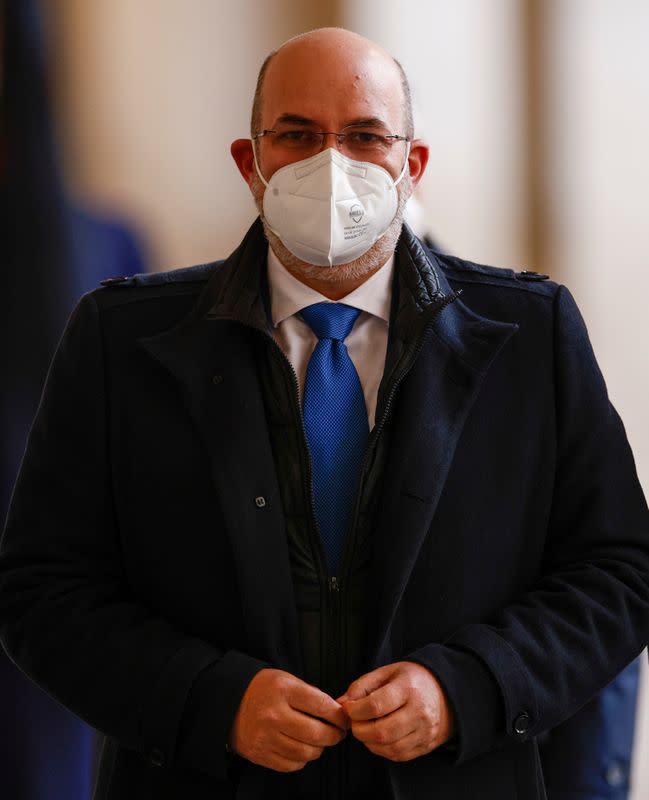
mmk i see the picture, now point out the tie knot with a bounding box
[300,302,361,342]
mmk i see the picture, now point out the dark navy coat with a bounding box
[1,220,648,799]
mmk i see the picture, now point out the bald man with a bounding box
[1,27,648,800]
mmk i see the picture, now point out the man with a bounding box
[1,27,648,800]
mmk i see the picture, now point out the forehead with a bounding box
[261,40,405,130]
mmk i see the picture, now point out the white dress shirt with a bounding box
[267,247,393,430]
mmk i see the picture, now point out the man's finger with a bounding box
[282,709,347,748]
[287,681,348,730]
[343,678,406,721]
[275,732,324,764]
[351,707,415,745]
[337,663,397,704]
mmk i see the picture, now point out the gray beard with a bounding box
[250,172,412,284]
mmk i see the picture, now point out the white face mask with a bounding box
[254,145,410,267]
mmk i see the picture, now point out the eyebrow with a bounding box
[345,117,390,130]
[274,114,318,127]
[273,113,390,130]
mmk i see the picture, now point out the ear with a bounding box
[231,139,256,186]
[407,139,429,189]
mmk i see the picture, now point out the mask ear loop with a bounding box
[252,140,270,188]
[394,141,411,187]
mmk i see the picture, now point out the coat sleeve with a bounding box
[0,293,267,781]
[406,284,649,763]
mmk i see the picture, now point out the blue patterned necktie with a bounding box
[300,302,370,575]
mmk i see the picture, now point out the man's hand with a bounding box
[229,668,348,772]
[337,661,455,762]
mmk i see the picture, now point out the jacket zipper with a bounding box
[262,339,340,697]
[333,289,460,800]
[209,288,460,800]
[263,337,342,800]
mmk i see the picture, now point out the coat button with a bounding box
[212,374,223,385]
[150,747,165,767]
[255,496,266,508]
[513,712,531,735]
[606,762,627,787]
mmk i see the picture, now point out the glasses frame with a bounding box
[251,128,410,147]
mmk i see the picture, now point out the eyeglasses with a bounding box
[252,124,410,161]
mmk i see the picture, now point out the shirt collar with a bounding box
[267,246,394,328]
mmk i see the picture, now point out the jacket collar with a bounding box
[195,217,271,330]
[187,216,454,338]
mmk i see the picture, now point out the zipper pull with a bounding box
[328,576,341,617]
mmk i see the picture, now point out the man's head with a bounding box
[231,28,429,292]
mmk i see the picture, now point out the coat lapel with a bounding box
[368,242,519,666]
[137,223,302,673]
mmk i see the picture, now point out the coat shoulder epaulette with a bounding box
[434,251,556,296]
[99,261,222,289]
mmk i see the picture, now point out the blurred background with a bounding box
[1,1,647,798]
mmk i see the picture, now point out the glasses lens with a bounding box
[270,127,322,153]
[340,126,393,159]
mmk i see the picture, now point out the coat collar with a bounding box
[137,217,519,673]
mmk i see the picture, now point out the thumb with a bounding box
[338,664,397,703]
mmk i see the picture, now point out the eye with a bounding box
[345,130,387,148]
[351,131,380,142]
[275,130,320,147]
